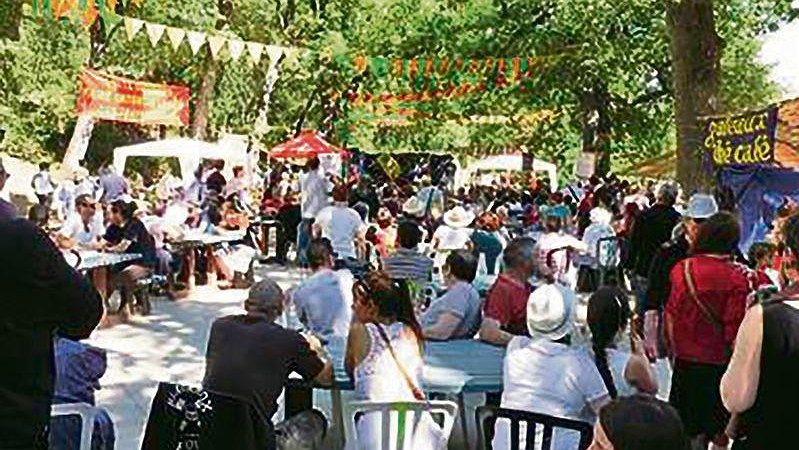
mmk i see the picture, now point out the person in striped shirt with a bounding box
[383,220,434,284]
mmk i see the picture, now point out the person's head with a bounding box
[0,158,8,191]
[75,194,97,222]
[587,286,631,399]
[27,204,49,228]
[692,211,740,256]
[245,279,285,321]
[306,157,320,171]
[376,207,393,228]
[232,165,244,178]
[503,237,536,278]
[38,162,49,172]
[397,220,423,249]
[589,395,690,450]
[110,199,136,225]
[352,202,369,221]
[215,159,225,171]
[307,237,335,271]
[477,211,501,232]
[748,242,776,269]
[543,213,563,233]
[526,283,575,342]
[655,182,678,207]
[332,184,349,203]
[443,250,478,284]
[352,271,422,342]
[682,193,718,243]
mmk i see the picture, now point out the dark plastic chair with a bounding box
[475,405,593,450]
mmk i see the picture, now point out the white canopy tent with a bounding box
[112,138,250,185]
[457,154,558,192]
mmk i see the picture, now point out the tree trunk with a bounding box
[667,0,720,192]
[580,84,612,177]
[253,55,286,141]
[192,0,232,139]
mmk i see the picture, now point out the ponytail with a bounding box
[593,343,618,399]
[587,286,631,400]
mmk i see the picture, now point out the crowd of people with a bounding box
[3,151,799,450]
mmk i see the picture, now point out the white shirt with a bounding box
[300,170,329,219]
[59,212,105,246]
[494,337,608,450]
[291,269,354,341]
[32,171,54,195]
[432,225,472,250]
[315,205,363,259]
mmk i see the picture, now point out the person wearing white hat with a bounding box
[642,192,719,360]
[432,206,475,251]
[493,283,610,450]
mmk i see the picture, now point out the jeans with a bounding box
[296,218,314,268]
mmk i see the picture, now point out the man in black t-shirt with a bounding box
[203,279,332,449]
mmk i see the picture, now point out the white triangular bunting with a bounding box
[265,45,283,66]
[186,31,206,55]
[124,17,143,41]
[246,42,263,65]
[145,22,166,48]
[166,27,186,51]
[228,39,245,61]
[207,35,226,60]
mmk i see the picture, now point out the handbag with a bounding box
[682,259,744,439]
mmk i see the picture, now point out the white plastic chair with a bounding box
[51,403,100,450]
[343,400,458,450]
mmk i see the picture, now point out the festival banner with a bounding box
[702,105,779,167]
[76,68,190,126]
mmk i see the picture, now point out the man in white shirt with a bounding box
[31,163,55,206]
[314,185,364,263]
[56,194,105,250]
[298,157,329,267]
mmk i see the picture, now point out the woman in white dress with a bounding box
[345,271,441,450]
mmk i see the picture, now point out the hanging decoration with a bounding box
[124,16,143,40]
[206,35,226,59]
[76,68,190,126]
[166,27,186,51]
[185,30,206,55]
[228,39,245,61]
[246,42,264,65]
[145,21,165,47]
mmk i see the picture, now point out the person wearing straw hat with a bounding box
[493,283,610,450]
[432,206,475,252]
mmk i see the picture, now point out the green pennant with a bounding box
[414,57,425,92]
[370,57,389,78]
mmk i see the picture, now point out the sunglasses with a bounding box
[79,203,96,210]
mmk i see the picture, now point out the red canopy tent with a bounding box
[269,130,347,159]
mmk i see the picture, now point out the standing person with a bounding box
[627,183,680,318]
[185,164,206,204]
[314,185,364,270]
[588,395,690,450]
[345,271,441,450]
[31,162,55,206]
[383,220,434,285]
[98,166,129,203]
[203,279,332,450]
[479,237,537,346]
[721,214,799,450]
[643,193,718,360]
[493,283,610,450]
[298,157,328,267]
[534,213,587,287]
[664,212,767,450]
[0,158,17,222]
[204,160,227,195]
[290,238,354,341]
[0,218,103,449]
[432,206,475,252]
[274,192,301,266]
[421,250,482,340]
[470,212,505,276]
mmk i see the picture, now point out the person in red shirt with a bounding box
[479,237,536,346]
[665,212,769,450]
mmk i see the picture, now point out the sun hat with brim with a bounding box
[527,283,575,341]
[683,193,718,220]
[402,196,426,218]
[443,206,476,228]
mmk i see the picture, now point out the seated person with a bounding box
[479,237,536,346]
[56,195,105,250]
[421,250,482,340]
[203,279,332,450]
[494,283,610,450]
[28,203,50,230]
[383,220,434,285]
[590,395,690,450]
[290,238,354,341]
[220,194,250,231]
[50,337,114,450]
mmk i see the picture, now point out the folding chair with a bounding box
[475,405,593,450]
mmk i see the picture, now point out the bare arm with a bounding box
[345,320,370,379]
[479,318,514,346]
[423,312,462,341]
[624,335,659,394]
[56,233,77,250]
[721,304,763,414]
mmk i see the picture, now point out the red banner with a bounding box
[77,68,190,126]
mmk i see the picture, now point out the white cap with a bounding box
[684,193,718,219]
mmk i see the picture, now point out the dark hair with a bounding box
[693,211,740,256]
[503,237,536,271]
[445,250,478,283]
[543,214,562,233]
[352,202,369,221]
[307,157,320,171]
[39,162,49,171]
[599,395,690,450]
[307,237,334,270]
[358,271,423,343]
[748,242,776,268]
[332,184,349,203]
[27,204,49,227]
[783,214,799,257]
[587,286,631,399]
[397,220,423,249]
[110,199,136,222]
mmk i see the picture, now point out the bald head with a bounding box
[245,279,285,318]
